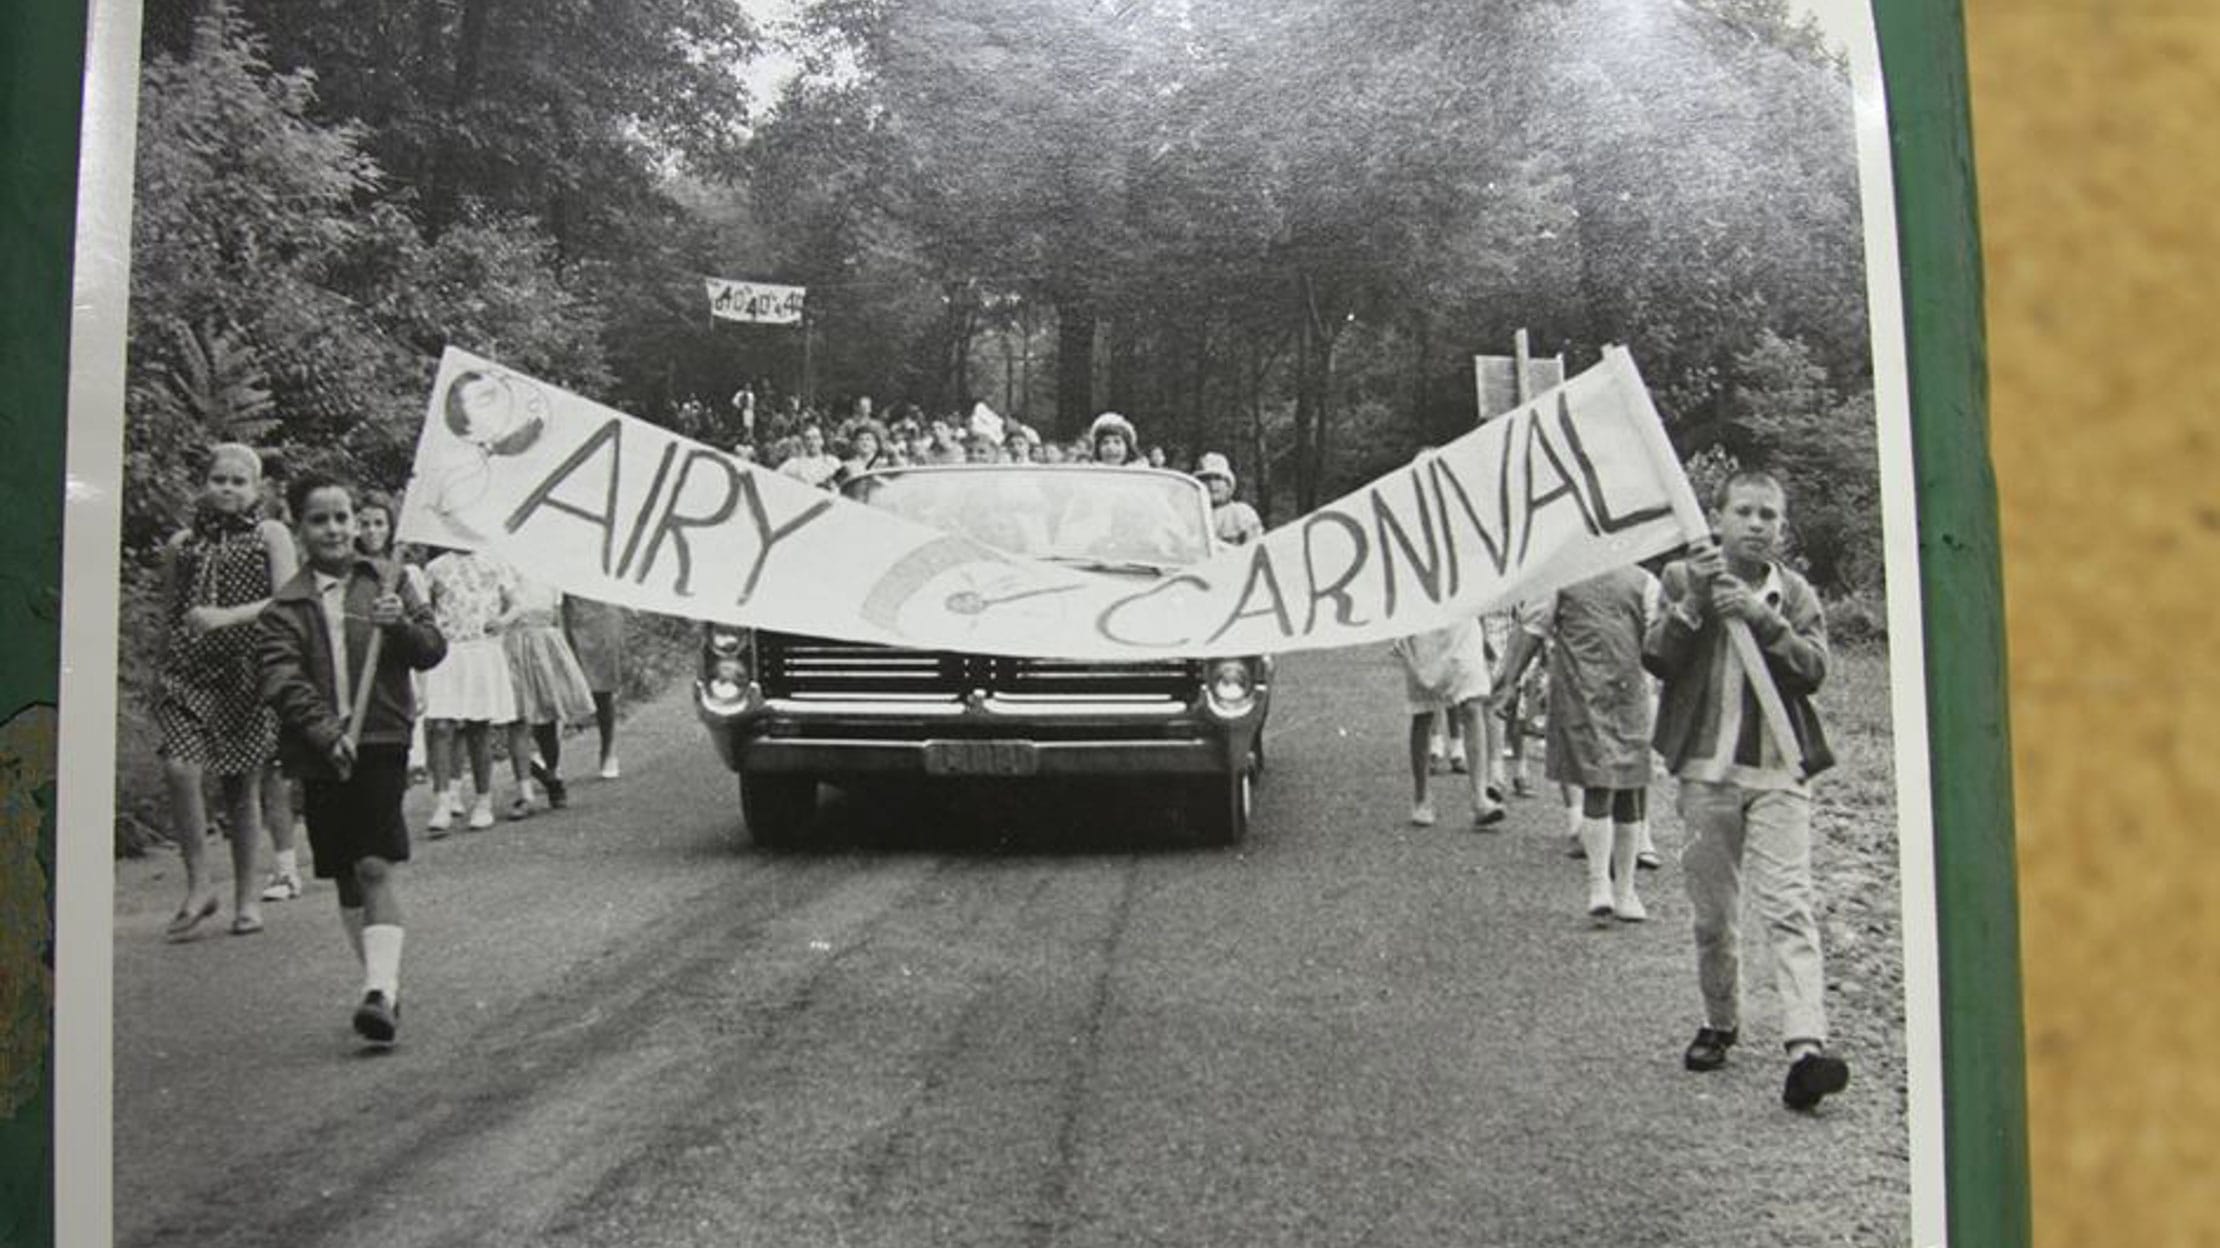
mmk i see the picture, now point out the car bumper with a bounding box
[696,682,1264,778]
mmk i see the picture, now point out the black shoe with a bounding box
[545,777,568,809]
[1683,1025,1737,1071]
[1782,1050,1850,1110]
[353,990,399,1045]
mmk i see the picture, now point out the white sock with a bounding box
[340,906,366,963]
[1580,817,1613,911]
[1566,803,1583,838]
[1637,817,1657,857]
[274,849,298,878]
[362,924,404,999]
[1611,822,1647,919]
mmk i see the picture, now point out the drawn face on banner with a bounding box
[429,368,550,540]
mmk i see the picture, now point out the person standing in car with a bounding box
[1089,412,1139,466]
[1194,452,1263,546]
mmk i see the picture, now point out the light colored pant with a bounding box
[1678,781,1827,1046]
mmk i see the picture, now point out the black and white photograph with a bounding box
[58,0,1948,1243]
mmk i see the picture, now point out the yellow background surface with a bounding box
[1965,2,2218,1243]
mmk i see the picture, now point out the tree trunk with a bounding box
[1055,299,1096,432]
[1292,322,1315,511]
[1410,312,1432,435]
[1105,314,1139,419]
[1248,340,1273,528]
[1310,332,1335,507]
[1186,324,1210,461]
[425,0,499,238]
[943,287,977,412]
[410,0,446,212]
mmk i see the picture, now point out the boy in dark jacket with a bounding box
[258,473,447,1045]
[1643,470,1849,1111]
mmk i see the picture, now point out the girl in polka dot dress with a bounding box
[155,443,298,939]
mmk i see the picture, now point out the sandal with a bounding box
[164,895,220,942]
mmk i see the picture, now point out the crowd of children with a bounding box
[151,432,1848,1112]
[151,442,630,1046]
[1394,469,1849,1113]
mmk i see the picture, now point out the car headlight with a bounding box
[701,627,755,710]
[1205,658,1257,714]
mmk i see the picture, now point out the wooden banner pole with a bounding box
[338,557,405,780]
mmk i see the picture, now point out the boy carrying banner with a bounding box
[1644,471,1849,1111]
[259,473,447,1046]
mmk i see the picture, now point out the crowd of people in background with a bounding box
[657,383,1242,499]
[669,386,1279,559]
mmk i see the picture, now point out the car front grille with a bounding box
[758,633,1197,699]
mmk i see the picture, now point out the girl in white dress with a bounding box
[420,548,519,831]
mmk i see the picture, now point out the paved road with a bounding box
[111,646,1910,1247]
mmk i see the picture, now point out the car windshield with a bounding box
[847,466,1212,569]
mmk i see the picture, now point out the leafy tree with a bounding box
[126,1,384,546]
[126,1,614,546]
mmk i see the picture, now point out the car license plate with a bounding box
[923,740,1039,776]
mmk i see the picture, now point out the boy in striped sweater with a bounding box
[1645,471,1848,1111]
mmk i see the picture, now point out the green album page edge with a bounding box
[0,0,86,1243]
[1875,1,2032,1243]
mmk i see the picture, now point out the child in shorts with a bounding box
[258,473,447,1045]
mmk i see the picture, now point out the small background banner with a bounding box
[395,346,1705,660]
[1474,353,1566,421]
[705,277,806,325]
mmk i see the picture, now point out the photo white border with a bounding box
[58,0,142,1243]
[1841,5,1951,1243]
[47,2,1952,1243]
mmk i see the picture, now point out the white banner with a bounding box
[395,347,1707,659]
[704,277,806,325]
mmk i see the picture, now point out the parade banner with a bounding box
[395,346,1708,660]
[704,277,806,325]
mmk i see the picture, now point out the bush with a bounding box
[619,611,707,710]
[1823,586,1889,646]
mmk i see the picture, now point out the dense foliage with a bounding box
[126,0,1877,597]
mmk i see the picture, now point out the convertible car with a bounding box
[695,463,1270,848]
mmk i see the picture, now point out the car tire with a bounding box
[1190,767,1252,847]
[740,772,818,850]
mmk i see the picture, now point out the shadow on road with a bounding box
[733,778,1235,858]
